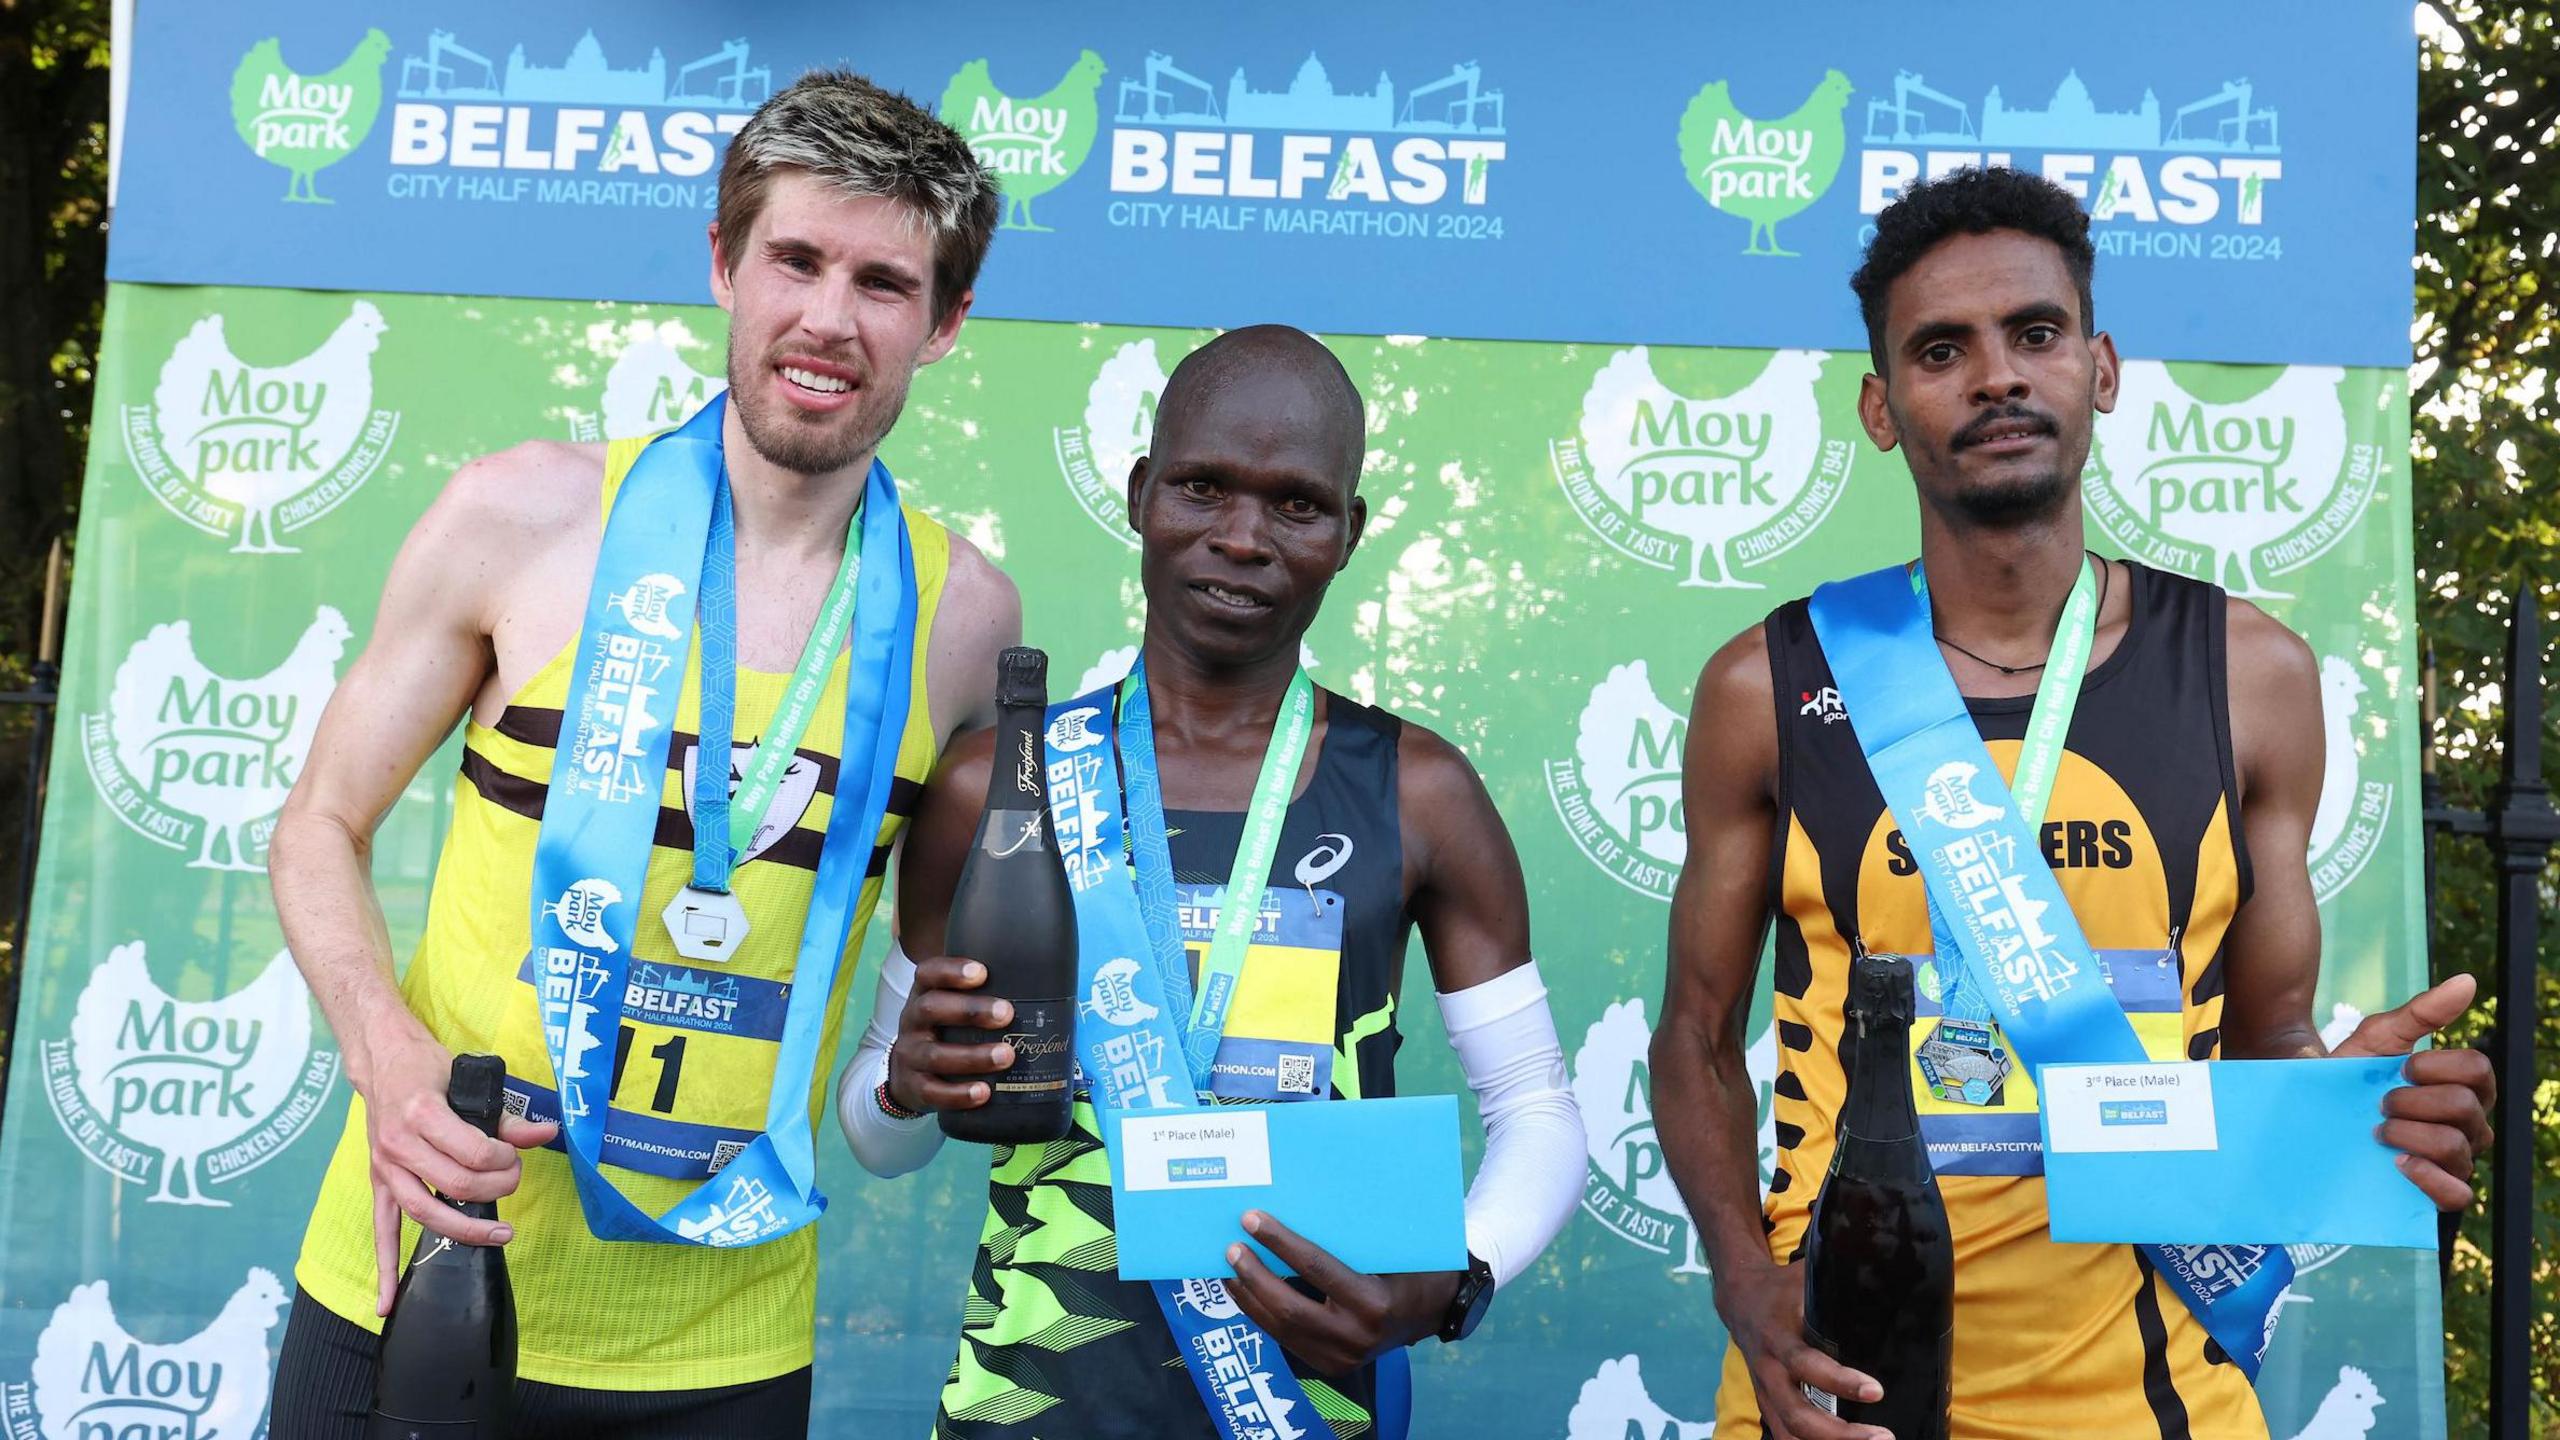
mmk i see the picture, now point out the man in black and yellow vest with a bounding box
[1651,167,2495,1440]
[266,72,1021,1435]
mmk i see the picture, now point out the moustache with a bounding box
[1952,405,2058,450]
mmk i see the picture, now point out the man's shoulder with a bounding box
[437,439,606,537]
[2222,593,2319,715]
[1386,709,1477,793]
[1698,619,1778,716]
[933,524,1019,614]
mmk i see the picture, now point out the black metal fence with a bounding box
[2421,586,2555,1440]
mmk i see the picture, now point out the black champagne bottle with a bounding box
[939,647,1078,1145]
[369,1053,517,1438]
[1801,951,1954,1439]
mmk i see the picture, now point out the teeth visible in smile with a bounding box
[1200,584,1267,608]
[782,366,850,394]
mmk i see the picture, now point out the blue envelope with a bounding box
[2040,1056,2435,1249]
[1109,1095,1468,1281]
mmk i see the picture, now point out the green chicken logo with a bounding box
[1678,69,1853,256]
[940,50,1108,231]
[230,29,393,203]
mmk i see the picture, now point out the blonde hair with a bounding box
[715,69,1000,323]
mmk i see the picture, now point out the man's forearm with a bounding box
[270,805,429,1092]
[1653,1026,1778,1283]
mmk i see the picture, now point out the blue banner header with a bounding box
[110,0,2412,365]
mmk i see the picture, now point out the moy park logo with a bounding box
[230,29,393,202]
[941,51,1110,231]
[1551,347,1854,589]
[1547,661,1688,901]
[1678,70,1856,256]
[1572,997,1777,1277]
[2308,650,2395,905]
[122,300,399,554]
[1,1268,288,1440]
[2086,362,2381,598]
[565,322,727,444]
[41,943,339,1207]
[1567,1356,1714,1440]
[1053,338,1171,546]
[81,606,354,872]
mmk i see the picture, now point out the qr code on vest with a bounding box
[1277,1053,1317,1095]
[708,1139,749,1174]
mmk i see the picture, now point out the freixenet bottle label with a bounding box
[994,1004,1075,1095]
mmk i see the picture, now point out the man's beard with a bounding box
[726,346,909,477]
[1941,402,2078,527]
[1949,467,2075,527]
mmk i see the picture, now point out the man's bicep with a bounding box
[286,493,501,835]
[926,535,1023,744]
[894,732,994,962]
[1664,632,1780,1041]
[2220,604,2326,1058]
[1402,733,1532,995]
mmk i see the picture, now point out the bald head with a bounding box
[1152,325,1365,492]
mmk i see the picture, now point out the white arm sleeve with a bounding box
[1438,960,1585,1291]
[837,941,946,1179]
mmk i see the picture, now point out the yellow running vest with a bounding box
[296,438,949,1390]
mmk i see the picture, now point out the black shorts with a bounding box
[269,1287,812,1439]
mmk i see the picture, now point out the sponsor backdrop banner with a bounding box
[1,4,2431,1439]
[109,1,2410,366]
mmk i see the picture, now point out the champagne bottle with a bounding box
[369,1054,517,1438]
[1801,951,1954,1439]
[939,647,1079,1145]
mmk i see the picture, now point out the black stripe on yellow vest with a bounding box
[488,704,925,817]
[460,730,924,878]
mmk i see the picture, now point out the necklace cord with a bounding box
[1931,551,2110,677]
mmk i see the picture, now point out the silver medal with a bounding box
[663,885,751,962]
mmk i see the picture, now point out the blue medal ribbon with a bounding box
[1807,562,2293,1376]
[1042,677,1352,1440]
[528,393,915,1246]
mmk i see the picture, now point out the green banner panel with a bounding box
[0,283,2432,1438]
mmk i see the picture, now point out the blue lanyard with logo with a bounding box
[665,473,864,963]
[1119,659,1316,1087]
[1041,669,1362,1440]
[1807,559,2292,1376]
[1910,559,2095,1099]
[527,393,915,1246]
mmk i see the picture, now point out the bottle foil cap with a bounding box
[1849,951,1917,1024]
[448,1053,507,1126]
[997,647,1050,708]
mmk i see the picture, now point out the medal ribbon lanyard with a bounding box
[674,473,864,958]
[1117,659,1316,1086]
[1912,556,2096,1027]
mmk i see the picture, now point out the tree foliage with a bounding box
[2415,3,2560,1433]
[0,0,109,993]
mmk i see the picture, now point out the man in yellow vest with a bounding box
[267,71,1021,1435]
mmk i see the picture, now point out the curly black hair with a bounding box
[1850,166,2096,375]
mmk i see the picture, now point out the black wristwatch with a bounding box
[1435,1252,1496,1344]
